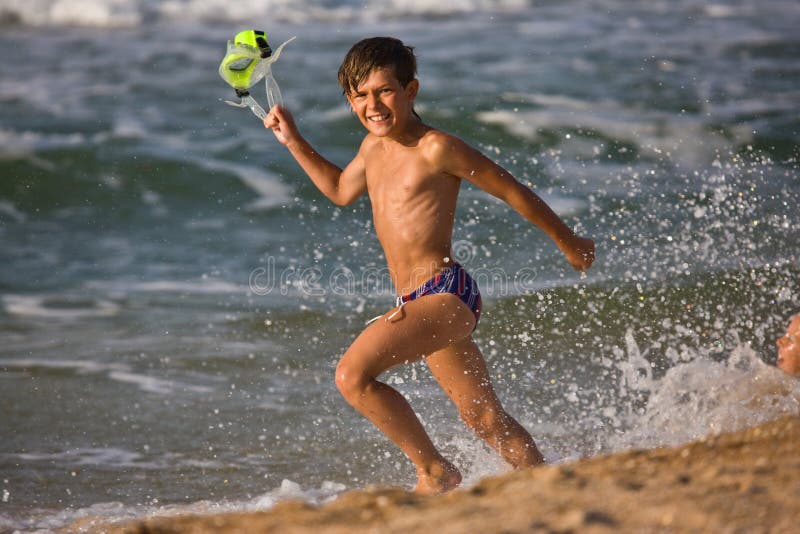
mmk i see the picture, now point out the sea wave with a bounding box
[0,478,347,533]
[1,294,120,319]
[0,357,218,395]
[0,0,532,28]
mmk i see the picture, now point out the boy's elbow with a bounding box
[331,183,364,206]
[337,194,361,207]
[325,191,346,206]
[329,190,355,207]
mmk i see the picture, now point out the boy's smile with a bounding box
[347,67,419,139]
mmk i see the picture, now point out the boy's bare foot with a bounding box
[414,459,462,495]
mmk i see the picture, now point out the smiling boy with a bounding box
[264,37,595,494]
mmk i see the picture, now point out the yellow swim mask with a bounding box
[219,30,295,120]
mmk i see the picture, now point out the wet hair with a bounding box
[337,37,417,97]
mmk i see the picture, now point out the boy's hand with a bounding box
[264,105,299,147]
[563,235,595,272]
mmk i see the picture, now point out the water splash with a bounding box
[609,329,800,450]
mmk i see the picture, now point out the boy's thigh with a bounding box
[343,293,476,378]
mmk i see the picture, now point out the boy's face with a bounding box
[347,66,419,138]
[776,314,800,376]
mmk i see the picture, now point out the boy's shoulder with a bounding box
[419,127,460,148]
[357,127,472,169]
[359,127,467,148]
[417,127,472,165]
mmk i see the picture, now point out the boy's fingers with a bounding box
[271,105,286,120]
[263,113,279,129]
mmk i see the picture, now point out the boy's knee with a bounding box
[335,358,367,400]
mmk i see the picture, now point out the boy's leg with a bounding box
[335,293,476,494]
[425,337,544,467]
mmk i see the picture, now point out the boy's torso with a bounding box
[362,128,461,295]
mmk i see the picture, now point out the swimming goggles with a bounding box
[219,30,295,121]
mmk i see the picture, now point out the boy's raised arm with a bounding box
[264,106,367,206]
[434,133,595,271]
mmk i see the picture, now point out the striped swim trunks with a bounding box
[397,262,482,330]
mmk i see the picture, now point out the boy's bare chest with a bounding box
[366,160,443,216]
[365,152,434,203]
[362,141,461,221]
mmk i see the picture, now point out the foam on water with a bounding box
[123,278,244,295]
[608,331,800,451]
[461,188,588,218]
[2,294,120,319]
[107,371,215,395]
[0,358,216,396]
[0,479,348,532]
[0,200,26,223]
[148,146,294,210]
[0,0,533,27]
[11,447,148,468]
[476,101,752,171]
[0,129,87,159]
[0,0,140,27]
[0,358,128,374]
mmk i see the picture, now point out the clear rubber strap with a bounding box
[223,94,267,120]
[365,296,405,325]
[264,68,283,109]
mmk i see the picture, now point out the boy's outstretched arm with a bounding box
[432,133,595,271]
[264,106,367,206]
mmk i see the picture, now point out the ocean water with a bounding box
[1,0,799,530]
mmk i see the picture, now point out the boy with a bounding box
[264,37,595,494]
[776,313,800,377]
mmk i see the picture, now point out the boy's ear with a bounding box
[405,79,419,101]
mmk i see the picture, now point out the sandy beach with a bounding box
[79,414,799,533]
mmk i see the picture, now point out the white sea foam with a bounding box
[0,128,86,159]
[0,358,128,374]
[461,188,587,217]
[6,479,348,532]
[445,434,510,486]
[0,0,532,27]
[477,94,754,169]
[2,294,120,319]
[131,278,244,294]
[13,447,146,467]
[609,331,800,451]
[0,200,26,223]
[0,358,216,396]
[0,0,140,26]
[180,154,293,211]
[108,371,214,395]
[183,217,227,230]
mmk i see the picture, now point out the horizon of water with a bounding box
[1,0,799,531]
